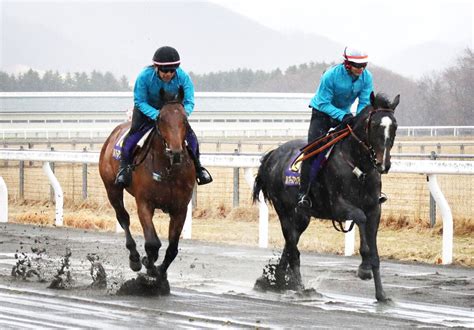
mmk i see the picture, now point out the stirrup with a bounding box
[196,167,213,185]
[297,193,312,209]
[379,192,388,204]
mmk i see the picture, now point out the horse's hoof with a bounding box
[254,276,271,292]
[146,266,159,277]
[357,266,372,280]
[160,278,171,295]
[376,292,391,303]
[129,258,142,272]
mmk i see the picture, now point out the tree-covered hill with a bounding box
[1,49,472,125]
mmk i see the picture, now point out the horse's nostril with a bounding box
[172,152,181,164]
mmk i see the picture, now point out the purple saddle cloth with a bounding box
[284,148,329,186]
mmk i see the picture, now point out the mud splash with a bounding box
[87,253,107,289]
[48,248,73,289]
[253,259,316,295]
[11,248,46,282]
[116,274,170,296]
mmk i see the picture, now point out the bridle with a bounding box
[334,107,395,233]
[155,100,186,153]
[347,108,395,168]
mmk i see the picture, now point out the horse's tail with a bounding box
[252,150,274,205]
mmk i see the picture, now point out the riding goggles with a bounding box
[348,61,368,69]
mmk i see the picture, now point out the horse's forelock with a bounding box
[372,93,392,110]
[161,90,177,103]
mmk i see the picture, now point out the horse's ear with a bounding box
[178,86,184,102]
[391,94,400,111]
[370,91,375,106]
[159,88,165,99]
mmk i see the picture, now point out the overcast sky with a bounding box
[2,0,473,78]
[210,0,473,62]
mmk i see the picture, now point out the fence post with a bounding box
[49,147,55,202]
[233,149,240,208]
[182,200,193,239]
[0,177,8,222]
[244,168,268,248]
[43,161,63,227]
[427,174,453,264]
[344,221,355,256]
[19,146,24,200]
[192,184,197,208]
[429,151,437,227]
[82,147,88,200]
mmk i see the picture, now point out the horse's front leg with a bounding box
[337,200,371,279]
[365,206,388,302]
[156,207,187,279]
[137,203,161,276]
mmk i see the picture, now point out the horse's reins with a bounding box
[297,127,351,163]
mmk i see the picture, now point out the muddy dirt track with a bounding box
[0,223,472,328]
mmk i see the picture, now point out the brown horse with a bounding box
[99,88,195,287]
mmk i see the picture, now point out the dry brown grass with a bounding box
[8,199,473,267]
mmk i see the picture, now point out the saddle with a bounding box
[284,147,332,186]
[284,126,350,187]
[112,127,154,161]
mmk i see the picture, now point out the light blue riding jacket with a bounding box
[309,63,373,121]
[133,66,195,120]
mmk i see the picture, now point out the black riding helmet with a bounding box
[153,46,181,71]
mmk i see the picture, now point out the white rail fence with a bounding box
[2,126,474,141]
[1,149,473,265]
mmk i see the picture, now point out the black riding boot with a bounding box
[115,158,132,188]
[190,152,212,185]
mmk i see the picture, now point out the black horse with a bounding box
[252,92,399,301]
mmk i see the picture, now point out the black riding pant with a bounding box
[130,106,154,134]
[299,108,340,193]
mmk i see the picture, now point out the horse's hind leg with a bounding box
[106,186,141,271]
[275,206,310,290]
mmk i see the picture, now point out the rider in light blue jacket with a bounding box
[115,46,212,187]
[134,66,195,119]
[297,47,384,213]
[309,61,373,120]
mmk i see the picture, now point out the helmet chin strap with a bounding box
[343,47,352,71]
[344,60,352,71]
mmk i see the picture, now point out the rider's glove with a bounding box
[341,113,354,126]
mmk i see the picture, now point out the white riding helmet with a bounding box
[343,47,369,64]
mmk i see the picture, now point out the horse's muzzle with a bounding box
[167,150,184,165]
[376,162,391,174]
